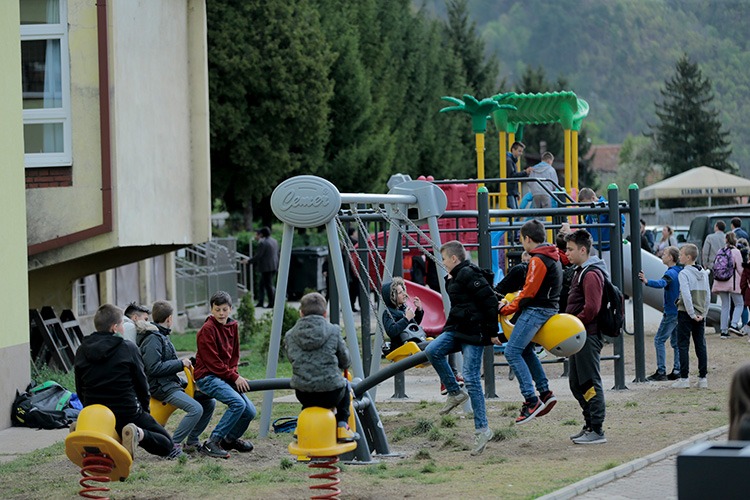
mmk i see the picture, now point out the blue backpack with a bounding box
[713,247,735,282]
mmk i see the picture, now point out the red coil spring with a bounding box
[308,456,342,500]
[78,456,114,499]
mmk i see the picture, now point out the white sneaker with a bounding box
[440,389,469,415]
[671,378,690,389]
[697,377,708,389]
[470,427,493,456]
[743,324,750,336]
[121,423,140,459]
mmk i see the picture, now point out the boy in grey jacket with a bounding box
[528,151,558,208]
[673,244,711,389]
[284,293,357,442]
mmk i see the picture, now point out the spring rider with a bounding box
[149,366,195,426]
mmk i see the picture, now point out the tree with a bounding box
[615,135,662,195]
[650,54,733,177]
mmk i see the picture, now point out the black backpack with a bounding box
[580,267,625,337]
[10,380,72,430]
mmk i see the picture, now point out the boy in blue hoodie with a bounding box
[639,246,683,381]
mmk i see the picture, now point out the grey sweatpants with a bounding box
[568,333,606,431]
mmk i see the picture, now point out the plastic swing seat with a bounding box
[385,341,430,367]
[150,366,195,426]
[65,404,133,481]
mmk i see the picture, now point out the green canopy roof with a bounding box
[491,91,589,133]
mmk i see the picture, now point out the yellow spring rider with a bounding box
[499,292,587,357]
[149,366,195,426]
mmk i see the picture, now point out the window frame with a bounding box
[20,0,72,168]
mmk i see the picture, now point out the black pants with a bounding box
[295,386,351,425]
[677,311,707,378]
[114,410,174,457]
[257,271,276,306]
[568,333,605,431]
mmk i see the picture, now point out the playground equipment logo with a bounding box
[271,175,342,228]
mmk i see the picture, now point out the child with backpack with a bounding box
[564,229,609,444]
[673,244,711,389]
[711,231,743,338]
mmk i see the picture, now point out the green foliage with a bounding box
[651,54,733,177]
[237,293,299,360]
[492,425,518,442]
[30,363,75,391]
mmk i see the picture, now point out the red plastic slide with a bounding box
[404,281,446,336]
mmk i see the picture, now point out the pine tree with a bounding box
[651,54,733,177]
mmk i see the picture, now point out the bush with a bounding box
[236,293,299,360]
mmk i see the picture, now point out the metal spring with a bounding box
[308,456,342,499]
[78,455,114,499]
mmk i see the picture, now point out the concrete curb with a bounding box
[538,424,729,500]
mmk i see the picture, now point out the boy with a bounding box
[424,240,499,456]
[527,151,558,208]
[639,246,683,381]
[564,229,608,444]
[672,244,711,389]
[284,293,357,442]
[122,302,150,344]
[74,304,173,458]
[138,301,216,457]
[194,291,256,458]
[499,220,561,424]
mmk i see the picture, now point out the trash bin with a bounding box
[677,441,750,499]
[288,246,329,300]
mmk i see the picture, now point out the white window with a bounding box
[20,0,72,168]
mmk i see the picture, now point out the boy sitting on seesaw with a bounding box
[285,292,357,442]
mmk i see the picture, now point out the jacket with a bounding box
[645,264,683,316]
[677,264,711,318]
[501,244,562,316]
[528,161,558,197]
[122,317,137,344]
[740,262,750,307]
[506,152,527,197]
[702,230,725,269]
[584,196,626,252]
[74,332,150,416]
[444,260,499,345]
[251,236,279,273]
[494,262,528,296]
[381,281,424,349]
[137,322,184,401]
[194,316,241,383]
[711,246,742,293]
[565,256,607,336]
[284,314,350,392]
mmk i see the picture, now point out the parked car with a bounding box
[686,213,750,261]
[645,225,689,250]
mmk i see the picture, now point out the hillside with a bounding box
[419,0,750,175]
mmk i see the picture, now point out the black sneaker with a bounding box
[646,371,668,382]
[166,444,186,460]
[729,324,743,336]
[536,391,557,417]
[721,332,730,339]
[182,441,200,454]
[515,399,546,425]
[220,438,254,453]
[667,371,680,381]
[199,439,230,459]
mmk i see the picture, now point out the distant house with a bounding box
[585,144,621,175]
[1,0,211,429]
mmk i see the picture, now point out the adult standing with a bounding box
[702,220,726,271]
[712,231,743,338]
[654,225,678,257]
[251,227,279,308]
[505,141,527,209]
[732,217,749,241]
[528,152,558,209]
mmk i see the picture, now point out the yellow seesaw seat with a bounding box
[150,366,195,426]
[288,407,357,459]
[65,404,132,481]
[385,339,432,367]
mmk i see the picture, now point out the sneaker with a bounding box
[336,424,360,443]
[729,324,743,336]
[220,438,254,453]
[697,377,708,389]
[646,371,668,382]
[199,439,230,459]
[440,383,447,396]
[440,389,469,415]
[182,441,200,454]
[667,371,680,381]
[536,391,557,417]
[572,429,607,445]
[440,374,465,396]
[167,443,185,460]
[570,425,591,441]
[720,332,730,339]
[470,427,493,456]
[742,324,750,336]
[671,378,690,389]
[515,399,546,425]
[121,423,139,459]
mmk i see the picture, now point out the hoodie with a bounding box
[74,331,151,416]
[677,264,711,318]
[528,161,559,196]
[645,264,683,316]
[566,256,608,336]
[284,314,350,393]
[381,281,424,349]
[194,315,241,383]
[501,244,562,316]
[137,322,184,401]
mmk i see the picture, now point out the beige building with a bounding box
[2,0,211,429]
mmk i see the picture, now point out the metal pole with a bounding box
[477,187,497,398]
[607,185,627,390]
[629,184,646,382]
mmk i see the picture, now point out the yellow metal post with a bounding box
[476,133,485,189]
[572,130,579,193]
[498,131,507,209]
[564,128,572,195]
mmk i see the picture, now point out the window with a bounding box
[20,0,72,167]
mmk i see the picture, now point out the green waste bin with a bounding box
[287,246,329,300]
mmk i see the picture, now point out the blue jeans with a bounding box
[424,330,488,431]
[196,375,257,442]
[654,314,679,375]
[162,390,216,445]
[504,307,556,401]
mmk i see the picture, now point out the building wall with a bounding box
[0,1,32,429]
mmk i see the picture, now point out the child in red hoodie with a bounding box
[499,220,562,424]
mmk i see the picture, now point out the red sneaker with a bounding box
[536,391,557,417]
[440,383,447,396]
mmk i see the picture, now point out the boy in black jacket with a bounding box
[74,303,173,458]
[424,240,499,456]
